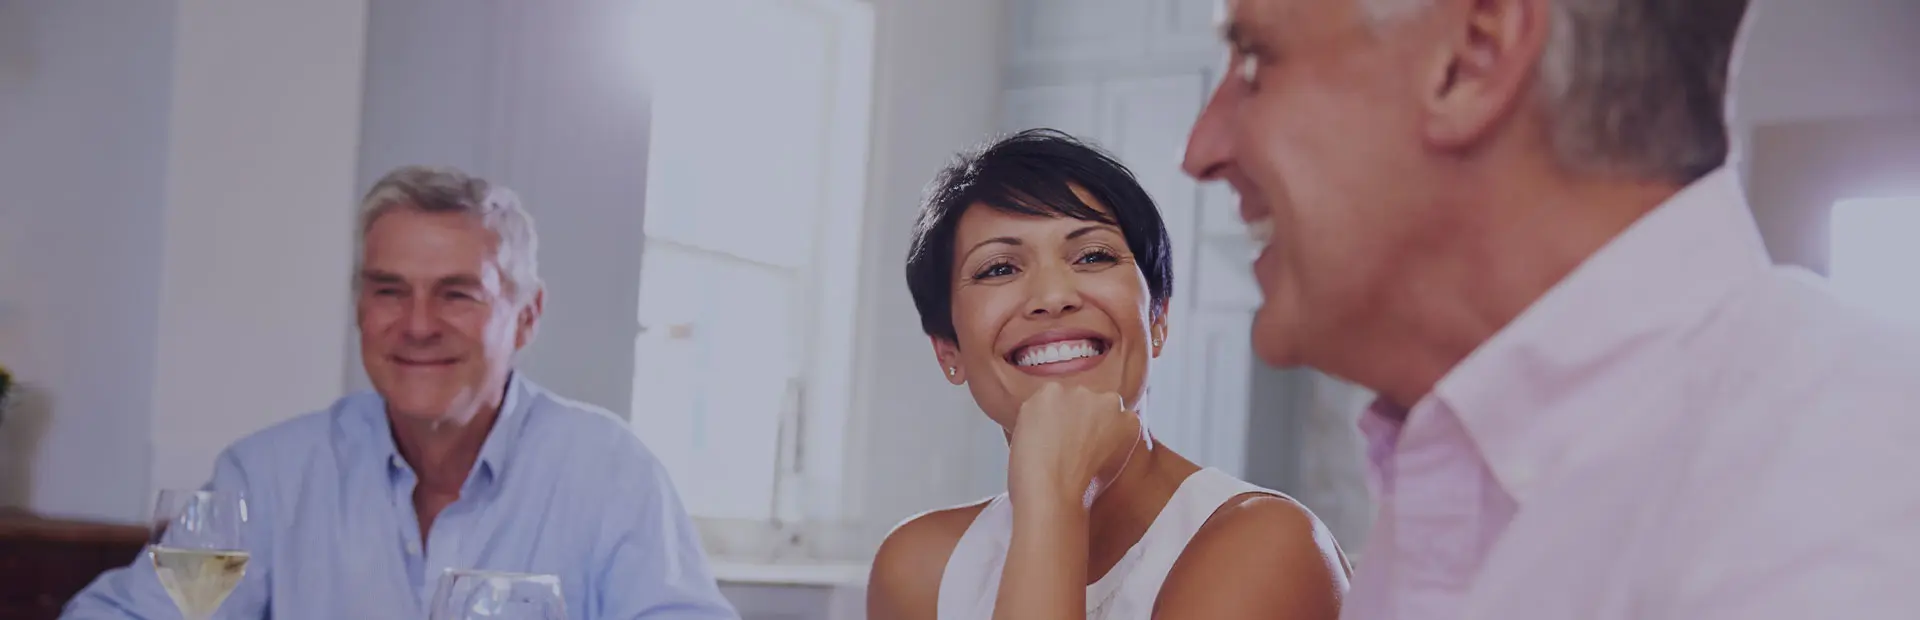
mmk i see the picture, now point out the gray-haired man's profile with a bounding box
[1184,0,1920,618]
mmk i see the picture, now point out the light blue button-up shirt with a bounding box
[63,375,738,620]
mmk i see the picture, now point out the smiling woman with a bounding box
[870,129,1349,620]
[906,128,1173,425]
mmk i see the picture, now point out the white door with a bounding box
[631,0,873,527]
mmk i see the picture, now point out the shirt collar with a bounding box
[1372,168,1771,501]
[1357,399,1410,496]
[472,372,533,483]
[373,372,537,490]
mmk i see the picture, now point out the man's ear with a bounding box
[514,287,545,350]
[1421,0,1551,150]
[931,336,966,385]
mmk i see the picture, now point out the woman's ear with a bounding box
[1150,300,1171,358]
[931,336,967,385]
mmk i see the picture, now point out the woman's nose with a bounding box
[1024,264,1082,318]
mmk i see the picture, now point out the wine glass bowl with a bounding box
[148,489,250,620]
[429,569,567,620]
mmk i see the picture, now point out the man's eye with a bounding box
[1237,52,1260,85]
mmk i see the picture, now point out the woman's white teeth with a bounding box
[1016,339,1103,367]
[1246,218,1275,248]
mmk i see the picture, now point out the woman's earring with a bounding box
[947,367,958,378]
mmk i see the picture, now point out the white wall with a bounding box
[844,0,1009,538]
[0,0,178,522]
[0,0,367,522]
[147,0,369,500]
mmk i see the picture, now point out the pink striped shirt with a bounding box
[1342,168,1920,619]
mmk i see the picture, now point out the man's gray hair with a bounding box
[355,165,542,303]
[1368,0,1750,184]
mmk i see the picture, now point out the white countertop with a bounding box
[710,560,870,588]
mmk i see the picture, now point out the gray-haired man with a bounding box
[1184,0,1920,618]
[65,166,738,619]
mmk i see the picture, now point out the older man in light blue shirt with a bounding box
[63,166,736,620]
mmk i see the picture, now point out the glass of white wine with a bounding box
[148,489,250,620]
[428,569,567,620]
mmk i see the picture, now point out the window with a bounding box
[630,0,874,535]
[1829,196,1920,325]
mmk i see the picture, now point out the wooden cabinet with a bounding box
[0,511,146,620]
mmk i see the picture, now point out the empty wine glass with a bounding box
[428,569,567,620]
[148,489,250,620]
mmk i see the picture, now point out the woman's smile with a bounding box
[1004,328,1112,376]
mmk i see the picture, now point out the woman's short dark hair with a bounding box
[905,128,1174,342]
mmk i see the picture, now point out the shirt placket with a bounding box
[388,462,434,612]
[420,506,468,605]
[1392,408,1486,616]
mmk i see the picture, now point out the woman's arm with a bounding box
[1151,495,1349,620]
[992,383,1142,620]
[992,492,1093,620]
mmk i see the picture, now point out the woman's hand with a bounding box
[1006,382,1143,508]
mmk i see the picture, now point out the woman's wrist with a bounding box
[1008,492,1090,557]
[1010,473,1092,517]
[1009,459,1094,505]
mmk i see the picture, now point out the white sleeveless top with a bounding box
[935,468,1286,619]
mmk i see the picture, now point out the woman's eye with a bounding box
[975,263,1016,279]
[1076,250,1119,265]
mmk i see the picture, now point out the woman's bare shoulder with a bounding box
[1152,493,1350,619]
[866,497,997,620]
